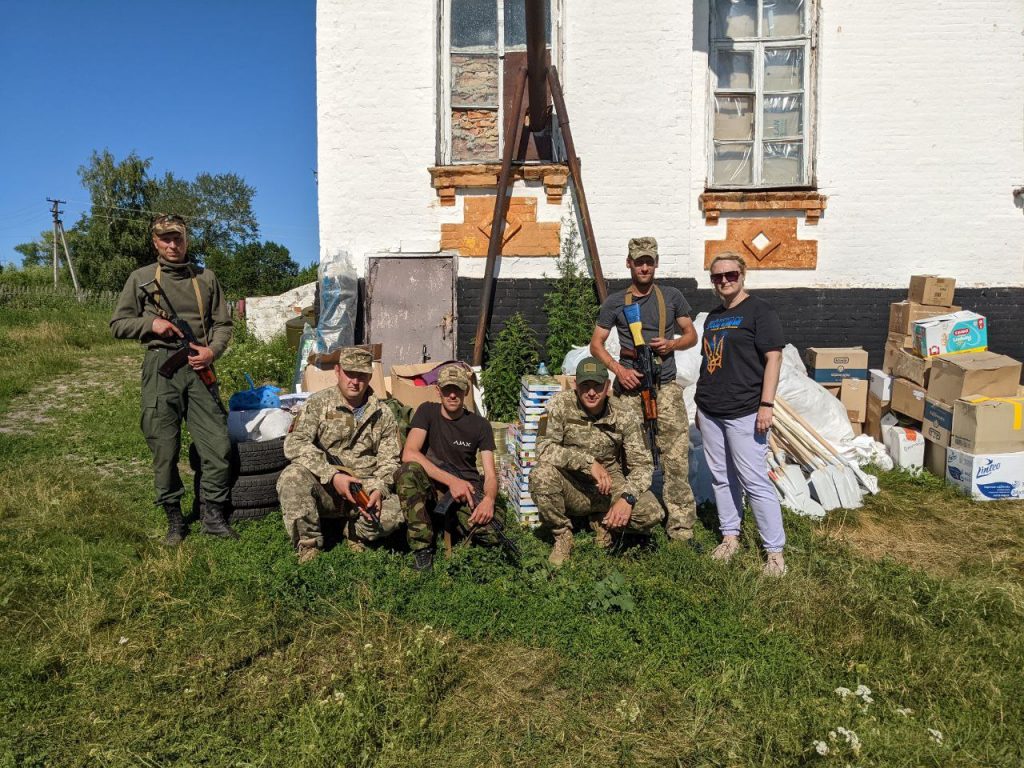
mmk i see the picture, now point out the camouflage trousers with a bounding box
[615,382,696,539]
[528,462,663,534]
[394,462,505,553]
[276,464,403,549]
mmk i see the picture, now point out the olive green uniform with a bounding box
[110,257,233,507]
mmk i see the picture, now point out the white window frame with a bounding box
[707,0,816,189]
[438,0,561,165]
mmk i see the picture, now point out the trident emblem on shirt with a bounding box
[704,333,725,374]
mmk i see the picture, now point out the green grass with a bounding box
[1,295,1023,766]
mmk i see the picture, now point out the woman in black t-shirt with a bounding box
[695,253,787,576]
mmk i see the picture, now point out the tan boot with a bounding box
[297,538,320,564]
[764,552,787,577]
[711,535,741,562]
[589,515,613,550]
[345,520,367,553]
[549,528,574,566]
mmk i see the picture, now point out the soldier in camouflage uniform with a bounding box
[590,236,699,543]
[277,347,403,563]
[110,214,236,545]
[530,357,663,566]
[395,364,505,571]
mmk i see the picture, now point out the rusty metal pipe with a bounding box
[524,0,548,133]
[472,66,529,367]
[547,65,608,302]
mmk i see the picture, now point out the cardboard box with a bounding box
[926,352,1022,406]
[923,439,947,478]
[882,340,901,375]
[912,311,987,358]
[840,378,868,423]
[950,395,1024,454]
[301,360,387,399]
[804,347,869,384]
[883,425,925,471]
[946,448,1024,501]
[887,332,915,351]
[908,275,956,307]
[922,397,954,446]
[888,301,960,336]
[850,422,863,435]
[869,369,893,402]
[390,362,476,413]
[865,392,891,442]
[891,377,927,421]
[890,348,933,387]
[824,384,840,397]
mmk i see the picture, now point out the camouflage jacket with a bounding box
[284,388,401,497]
[536,390,653,499]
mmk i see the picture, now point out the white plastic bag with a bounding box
[776,344,857,459]
[228,408,294,443]
[674,312,707,388]
[316,250,358,353]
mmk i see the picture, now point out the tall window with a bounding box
[709,0,814,188]
[442,0,553,164]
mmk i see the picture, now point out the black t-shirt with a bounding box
[410,402,495,485]
[596,285,692,383]
[694,295,784,419]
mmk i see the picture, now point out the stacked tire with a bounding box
[191,436,287,523]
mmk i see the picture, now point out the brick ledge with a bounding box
[699,191,827,225]
[429,163,569,206]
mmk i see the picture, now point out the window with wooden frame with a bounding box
[439,0,554,164]
[708,0,815,188]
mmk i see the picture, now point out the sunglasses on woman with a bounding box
[710,270,741,286]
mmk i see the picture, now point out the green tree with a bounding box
[481,312,539,422]
[206,241,300,299]
[544,219,599,373]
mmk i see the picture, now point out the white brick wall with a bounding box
[317,0,1024,287]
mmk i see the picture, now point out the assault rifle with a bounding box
[622,303,661,469]
[434,462,521,563]
[138,279,226,415]
[348,481,383,530]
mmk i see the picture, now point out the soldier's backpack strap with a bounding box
[154,263,210,345]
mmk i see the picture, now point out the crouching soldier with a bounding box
[277,347,403,563]
[530,357,663,566]
[395,364,505,572]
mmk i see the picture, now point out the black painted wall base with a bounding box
[457,277,1024,371]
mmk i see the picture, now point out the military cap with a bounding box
[437,364,471,392]
[575,356,609,385]
[310,346,373,374]
[151,214,187,236]
[628,236,659,262]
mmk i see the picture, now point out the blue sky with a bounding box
[0,1,319,268]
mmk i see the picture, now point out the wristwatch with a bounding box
[620,492,637,507]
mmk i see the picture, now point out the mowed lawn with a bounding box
[1,291,1022,767]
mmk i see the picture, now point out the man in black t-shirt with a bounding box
[589,236,700,542]
[395,363,505,571]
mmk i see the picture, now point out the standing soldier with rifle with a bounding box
[590,237,699,544]
[110,214,237,545]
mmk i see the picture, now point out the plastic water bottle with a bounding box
[537,361,549,376]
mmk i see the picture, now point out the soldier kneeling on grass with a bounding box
[529,357,663,566]
[277,347,403,563]
[395,364,506,572]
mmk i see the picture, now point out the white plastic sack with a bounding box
[776,344,857,459]
[851,434,893,471]
[316,250,358,353]
[560,333,622,382]
[228,408,294,444]
[674,312,707,388]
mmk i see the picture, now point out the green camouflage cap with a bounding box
[313,346,373,374]
[575,356,609,385]
[437,364,471,392]
[151,214,187,236]
[628,236,658,261]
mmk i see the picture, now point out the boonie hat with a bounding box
[575,356,609,385]
[151,214,187,236]
[628,236,658,262]
[311,346,373,374]
[437,364,471,392]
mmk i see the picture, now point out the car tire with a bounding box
[189,436,288,476]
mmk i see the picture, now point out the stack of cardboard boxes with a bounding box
[805,347,870,434]
[875,275,1024,498]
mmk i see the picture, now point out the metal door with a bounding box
[365,256,456,372]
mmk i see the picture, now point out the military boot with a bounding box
[412,548,434,572]
[297,538,320,564]
[548,528,574,566]
[163,503,187,547]
[201,501,240,540]
[344,519,366,553]
[589,515,613,550]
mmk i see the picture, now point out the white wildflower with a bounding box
[363,643,373,650]
[855,684,874,705]
[927,728,943,745]
[833,727,862,756]
[615,699,641,725]
[834,686,852,699]
[118,636,128,645]
[812,740,830,756]
[896,707,913,717]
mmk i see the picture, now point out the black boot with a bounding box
[412,548,434,572]
[163,503,187,546]
[201,501,240,540]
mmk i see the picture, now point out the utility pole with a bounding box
[46,198,83,298]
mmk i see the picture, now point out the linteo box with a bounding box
[951,395,1024,454]
[891,377,927,421]
[912,311,987,358]
[840,378,868,423]
[908,275,956,307]
[922,397,954,446]
[923,440,947,478]
[946,448,1024,501]
[888,301,960,336]
[926,352,1022,406]
[804,347,869,384]
[869,369,893,401]
[890,347,933,387]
